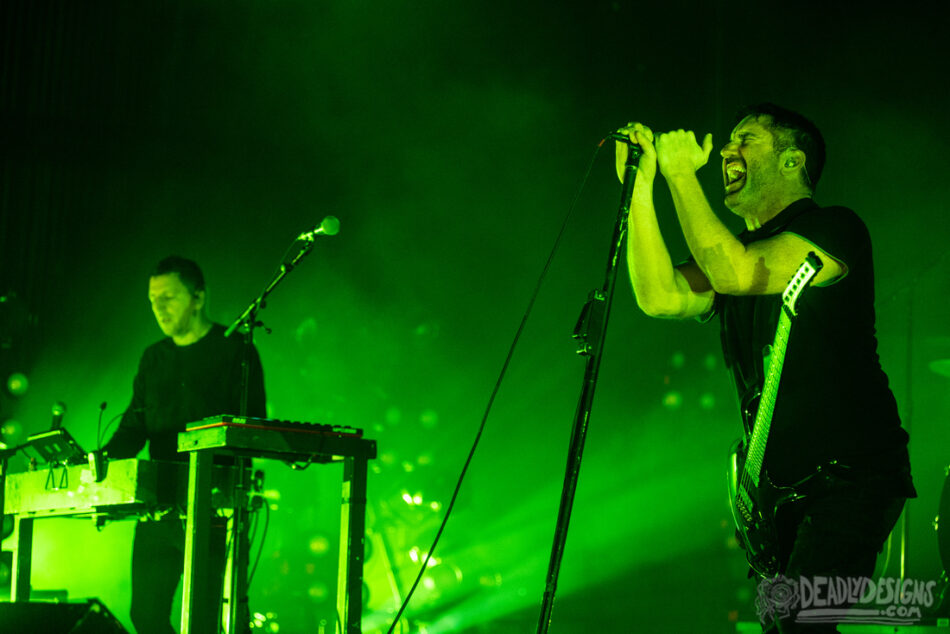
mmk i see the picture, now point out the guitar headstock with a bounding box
[782,252,824,316]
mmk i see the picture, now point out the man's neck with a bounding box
[742,192,811,231]
[172,318,213,346]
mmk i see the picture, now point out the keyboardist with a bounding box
[101,256,266,634]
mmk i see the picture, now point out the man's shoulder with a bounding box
[786,202,869,240]
[143,324,254,355]
[204,322,228,341]
[205,323,246,346]
[143,335,174,355]
[199,323,260,358]
[797,202,861,223]
[134,336,173,372]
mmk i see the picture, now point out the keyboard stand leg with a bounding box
[182,450,213,634]
[337,455,367,633]
[10,516,33,602]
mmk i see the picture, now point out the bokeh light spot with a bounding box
[670,352,685,369]
[308,583,329,602]
[385,406,402,425]
[7,372,29,396]
[309,535,330,556]
[419,409,438,429]
[662,391,683,409]
[294,317,318,344]
[1,419,23,442]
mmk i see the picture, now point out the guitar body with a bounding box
[728,439,808,577]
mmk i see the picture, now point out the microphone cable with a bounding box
[96,406,147,451]
[385,135,618,633]
[95,402,107,450]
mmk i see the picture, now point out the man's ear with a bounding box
[194,289,206,311]
[781,148,807,183]
[781,148,806,170]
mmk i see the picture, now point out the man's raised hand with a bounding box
[655,129,713,179]
[615,121,657,184]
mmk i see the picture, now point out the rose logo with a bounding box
[756,575,800,623]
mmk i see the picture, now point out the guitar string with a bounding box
[739,314,792,492]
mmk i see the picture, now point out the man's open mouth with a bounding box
[725,162,746,193]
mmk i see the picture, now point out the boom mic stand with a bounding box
[536,144,641,633]
[221,216,339,633]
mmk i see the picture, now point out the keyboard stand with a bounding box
[177,421,376,634]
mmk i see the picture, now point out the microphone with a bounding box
[51,401,66,430]
[604,131,644,164]
[603,132,644,169]
[297,216,340,241]
[605,131,641,145]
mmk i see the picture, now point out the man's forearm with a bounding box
[626,172,683,314]
[665,172,745,292]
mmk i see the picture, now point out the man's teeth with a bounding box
[726,165,746,184]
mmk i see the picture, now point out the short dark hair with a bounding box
[733,103,826,192]
[151,256,205,294]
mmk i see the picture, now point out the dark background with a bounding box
[2,2,948,632]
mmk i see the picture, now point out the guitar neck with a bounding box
[744,306,792,486]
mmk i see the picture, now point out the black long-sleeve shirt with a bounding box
[104,323,266,462]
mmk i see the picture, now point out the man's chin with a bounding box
[723,193,739,212]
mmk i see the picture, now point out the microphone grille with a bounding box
[321,216,340,236]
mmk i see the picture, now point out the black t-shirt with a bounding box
[104,323,266,462]
[713,198,913,492]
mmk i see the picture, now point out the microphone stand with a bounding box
[536,146,641,633]
[222,234,323,633]
[224,237,318,340]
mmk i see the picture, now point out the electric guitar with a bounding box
[727,252,823,577]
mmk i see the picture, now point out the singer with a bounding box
[102,256,266,634]
[616,104,915,633]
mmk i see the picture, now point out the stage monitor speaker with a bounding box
[0,599,128,633]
